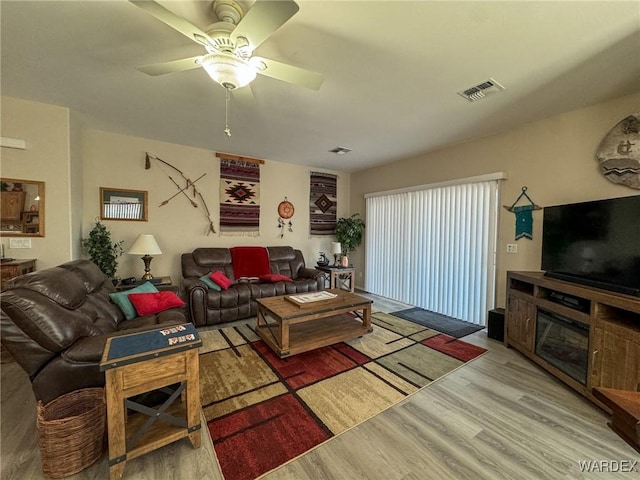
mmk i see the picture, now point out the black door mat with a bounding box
[390,307,484,339]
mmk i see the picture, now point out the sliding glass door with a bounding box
[365,176,500,325]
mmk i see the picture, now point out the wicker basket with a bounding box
[36,388,106,479]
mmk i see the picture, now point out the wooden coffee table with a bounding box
[256,289,373,357]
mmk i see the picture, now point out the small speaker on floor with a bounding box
[487,308,505,342]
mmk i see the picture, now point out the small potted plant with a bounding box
[82,220,124,282]
[335,213,365,266]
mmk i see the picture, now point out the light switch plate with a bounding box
[506,243,518,253]
[9,238,31,248]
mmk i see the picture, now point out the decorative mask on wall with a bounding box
[596,113,640,190]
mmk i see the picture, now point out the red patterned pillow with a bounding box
[128,291,186,316]
[259,273,293,283]
[210,270,233,289]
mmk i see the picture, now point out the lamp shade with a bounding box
[331,242,342,255]
[128,234,162,255]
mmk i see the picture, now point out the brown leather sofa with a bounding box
[182,246,323,326]
[0,259,187,403]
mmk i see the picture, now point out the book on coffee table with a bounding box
[284,291,338,306]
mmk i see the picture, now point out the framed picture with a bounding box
[100,187,148,221]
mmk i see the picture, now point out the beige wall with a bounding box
[350,93,640,307]
[5,93,638,302]
[2,96,349,281]
[69,111,85,259]
[1,96,73,269]
[82,129,349,282]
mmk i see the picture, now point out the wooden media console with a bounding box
[505,271,640,451]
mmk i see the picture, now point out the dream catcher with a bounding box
[277,197,294,238]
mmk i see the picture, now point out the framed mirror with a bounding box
[100,187,148,221]
[0,178,45,237]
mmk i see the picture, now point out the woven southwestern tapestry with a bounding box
[220,158,260,235]
[309,172,337,235]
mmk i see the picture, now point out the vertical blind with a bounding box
[365,179,499,325]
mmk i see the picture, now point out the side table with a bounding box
[593,387,640,453]
[100,323,202,480]
[316,266,355,292]
[115,276,172,291]
[1,258,36,290]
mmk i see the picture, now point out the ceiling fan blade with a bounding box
[231,0,299,53]
[136,56,202,76]
[232,85,256,105]
[130,0,214,49]
[252,56,323,91]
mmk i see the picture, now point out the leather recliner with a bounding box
[1,259,187,403]
[182,246,324,326]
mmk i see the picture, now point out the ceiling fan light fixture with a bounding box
[199,53,256,89]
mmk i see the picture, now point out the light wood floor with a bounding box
[2,292,637,480]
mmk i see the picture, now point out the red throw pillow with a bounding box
[259,273,293,283]
[210,270,233,290]
[128,291,186,316]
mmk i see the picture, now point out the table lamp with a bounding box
[128,234,162,280]
[331,242,342,266]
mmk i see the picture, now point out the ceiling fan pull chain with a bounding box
[224,87,231,138]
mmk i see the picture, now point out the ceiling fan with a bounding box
[130,0,324,92]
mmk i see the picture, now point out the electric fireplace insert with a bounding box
[535,309,589,385]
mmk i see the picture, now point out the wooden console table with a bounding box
[100,324,202,480]
[1,258,36,290]
[505,271,640,410]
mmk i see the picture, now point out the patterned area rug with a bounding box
[391,307,485,338]
[198,312,487,480]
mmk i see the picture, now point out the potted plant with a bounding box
[82,220,124,282]
[335,213,365,266]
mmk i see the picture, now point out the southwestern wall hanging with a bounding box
[503,186,541,240]
[309,172,337,235]
[277,197,294,238]
[596,113,640,190]
[218,153,263,236]
[145,153,215,234]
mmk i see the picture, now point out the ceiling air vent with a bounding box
[458,78,505,102]
[329,146,351,155]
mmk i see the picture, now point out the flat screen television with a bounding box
[541,195,640,297]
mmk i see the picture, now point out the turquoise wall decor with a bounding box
[504,186,541,240]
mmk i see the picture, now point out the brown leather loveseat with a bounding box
[0,259,187,403]
[182,246,324,326]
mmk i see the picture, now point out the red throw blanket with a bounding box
[230,247,271,278]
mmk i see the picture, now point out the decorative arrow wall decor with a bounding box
[145,153,215,235]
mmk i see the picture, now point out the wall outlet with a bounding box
[506,243,518,254]
[9,238,31,249]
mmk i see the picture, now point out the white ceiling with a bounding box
[2,1,639,172]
